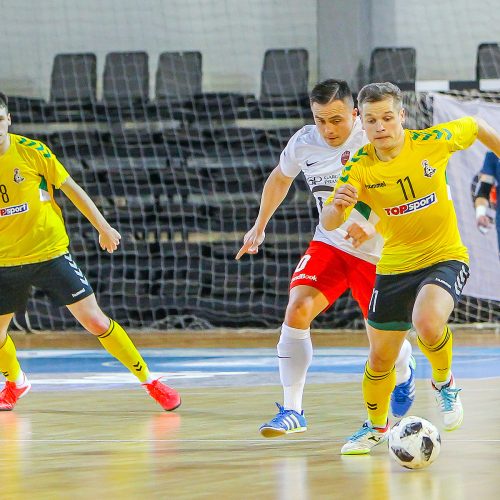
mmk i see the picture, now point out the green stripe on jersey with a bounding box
[354,201,371,220]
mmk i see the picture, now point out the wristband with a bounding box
[476,205,487,218]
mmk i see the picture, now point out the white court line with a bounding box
[0,438,499,443]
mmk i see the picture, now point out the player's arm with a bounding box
[60,177,121,253]
[474,151,497,231]
[475,117,500,158]
[320,183,358,231]
[235,165,294,259]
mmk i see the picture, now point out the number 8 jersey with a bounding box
[329,117,478,274]
[280,118,383,264]
[0,134,70,266]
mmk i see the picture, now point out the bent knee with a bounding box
[285,297,316,323]
[80,315,111,335]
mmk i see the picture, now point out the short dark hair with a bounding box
[310,79,354,107]
[0,92,8,112]
[357,82,403,109]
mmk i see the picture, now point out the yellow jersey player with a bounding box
[321,82,500,455]
[0,92,180,412]
[236,79,415,438]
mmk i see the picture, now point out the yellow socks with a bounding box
[0,335,22,383]
[97,319,151,383]
[363,362,395,428]
[417,326,452,383]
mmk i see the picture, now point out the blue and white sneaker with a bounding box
[341,420,389,455]
[259,403,307,438]
[391,355,416,418]
[432,374,463,431]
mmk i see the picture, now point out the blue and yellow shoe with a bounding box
[391,355,416,418]
[259,403,307,438]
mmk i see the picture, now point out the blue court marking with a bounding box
[17,347,500,382]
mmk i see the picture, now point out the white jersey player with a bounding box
[235,79,415,438]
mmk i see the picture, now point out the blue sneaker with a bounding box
[391,355,416,418]
[259,403,307,438]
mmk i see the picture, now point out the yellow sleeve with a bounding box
[437,117,478,153]
[35,144,70,188]
[324,157,363,220]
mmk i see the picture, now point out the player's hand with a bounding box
[99,226,121,253]
[333,184,358,209]
[344,221,376,248]
[476,215,491,233]
[235,226,265,260]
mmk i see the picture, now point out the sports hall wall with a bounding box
[3,0,499,99]
[318,0,500,87]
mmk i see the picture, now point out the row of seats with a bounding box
[10,49,310,123]
[370,43,500,88]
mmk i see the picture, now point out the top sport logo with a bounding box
[0,202,29,218]
[384,193,436,216]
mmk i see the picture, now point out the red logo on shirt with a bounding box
[341,151,350,165]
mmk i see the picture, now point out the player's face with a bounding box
[360,97,405,153]
[0,107,11,150]
[311,99,357,147]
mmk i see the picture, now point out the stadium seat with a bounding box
[154,51,251,121]
[369,47,417,90]
[260,48,309,101]
[47,53,98,122]
[101,51,149,120]
[248,48,310,118]
[476,43,500,79]
[156,51,202,101]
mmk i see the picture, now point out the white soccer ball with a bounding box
[388,416,441,469]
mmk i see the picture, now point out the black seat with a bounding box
[476,43,500,79]
[252,48,310,117]
[46,53,97,122]
[101,51,149,120]
[156,51,202,101]
[369,47,416,90]
[260,48,309,101]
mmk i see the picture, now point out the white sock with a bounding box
[14,371,27,387]
[433,374,452,390]
[395,339,412,385]
[278,323,312,413]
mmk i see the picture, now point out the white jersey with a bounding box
[279,118,382,264]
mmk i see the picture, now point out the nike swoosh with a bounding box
[277,356,291,359]
[306,160,319,166]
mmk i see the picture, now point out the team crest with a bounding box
[422,160,436,178]
[341,151,351,165]
[13,168,25,183]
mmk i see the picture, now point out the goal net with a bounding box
[2,0,499,330]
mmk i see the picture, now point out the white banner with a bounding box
[432,93,499,301]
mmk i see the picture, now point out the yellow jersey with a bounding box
[0,134,70,266]
[327,117,478,274]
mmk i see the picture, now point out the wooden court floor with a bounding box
[1,329,499,500]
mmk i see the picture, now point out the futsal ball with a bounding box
[388,416,441,469]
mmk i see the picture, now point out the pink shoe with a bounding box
[143,378,181,411]
[0,377,31,411]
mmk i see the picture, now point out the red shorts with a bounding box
[289,241,376,318]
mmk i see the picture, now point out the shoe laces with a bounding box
[348,421,387,441]
[348,422,372,441]
[438,386,461,412]
[269,402,293,423]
